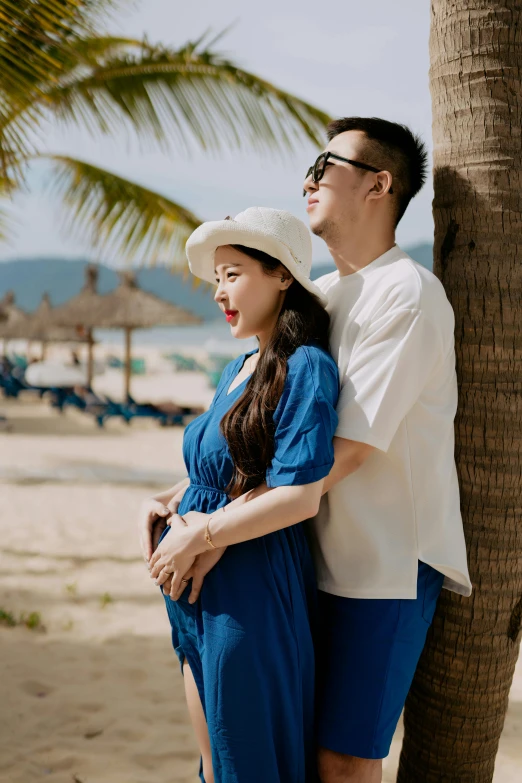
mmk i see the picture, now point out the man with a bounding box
[304,117,471,782]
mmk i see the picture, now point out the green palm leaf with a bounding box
[45,154,202,268]
[0,0,117,98]
[39,33,332,155]
[0,0,121,177]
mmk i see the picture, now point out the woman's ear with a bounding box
[279,274,294,291]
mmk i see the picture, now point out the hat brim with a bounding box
[185,219,328,306]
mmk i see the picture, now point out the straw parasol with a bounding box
[25,293,91,358]
[0,289,90,359]
[52,266,202,398]
[0,291,31,348]
[46,265,104,383]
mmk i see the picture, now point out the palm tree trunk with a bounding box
[398,2,522,781]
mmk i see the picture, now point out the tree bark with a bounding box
[398,2,522,781]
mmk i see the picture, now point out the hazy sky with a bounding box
[1,0,432,265]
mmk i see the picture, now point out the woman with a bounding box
[146,207,339,783]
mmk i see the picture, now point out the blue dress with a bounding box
[160,342,339,783]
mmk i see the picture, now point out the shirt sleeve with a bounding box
[266,348,339,487]
[336,308,442,452]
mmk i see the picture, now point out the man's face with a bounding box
[304,130,373,240]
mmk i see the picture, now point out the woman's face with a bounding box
[214,245,291,341]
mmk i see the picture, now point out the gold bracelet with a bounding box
[205,515,217,550]
[204,506,225,550]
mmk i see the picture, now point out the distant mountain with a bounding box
[0,258,219,321]
[312,242,433,279]
[0,242,433,321]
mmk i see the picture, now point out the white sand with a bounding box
[0,391,520,783]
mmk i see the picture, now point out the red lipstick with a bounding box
[225,310,238,323]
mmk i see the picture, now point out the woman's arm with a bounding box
[149,479,323,587]
[196,481,322,551]
[159,481,271,600]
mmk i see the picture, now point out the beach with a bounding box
[0,381,520,783]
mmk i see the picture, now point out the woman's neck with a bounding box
[256,310,281,354]
[256,329,270,355]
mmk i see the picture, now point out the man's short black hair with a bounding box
[326,117,428,224]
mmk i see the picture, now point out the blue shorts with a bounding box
[316,561,444,760]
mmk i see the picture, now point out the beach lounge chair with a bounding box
[0,369,35,398]
[126,395,205,426]
[49,387,75,412]
[125,395,183,426]
[163,352,205,373]
[59,387,130,427]
[106,356,146,375]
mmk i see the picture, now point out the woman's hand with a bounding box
[161,547,227,602]
[138,498,171,563]
[138,481,189,562]
[161,510,227,602]
[149,514,195,598]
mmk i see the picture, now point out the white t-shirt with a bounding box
[309,244,472,599]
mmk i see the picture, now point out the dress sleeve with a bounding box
[266,347,339,488]
[335,308,442,451]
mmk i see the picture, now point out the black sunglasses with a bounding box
[303,151,393,196]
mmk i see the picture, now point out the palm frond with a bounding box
[0,173,17,241]
[0,0,118,98]
[0,202,10,242]
[43,34,332,155]
[43,154,202,268]
[0,0,122,178]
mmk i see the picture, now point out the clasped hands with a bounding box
[148,510,226,603]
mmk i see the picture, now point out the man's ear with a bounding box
[367,171,393,201]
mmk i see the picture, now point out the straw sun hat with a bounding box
[185,207,328,306]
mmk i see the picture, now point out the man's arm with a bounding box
[321,437,375,494]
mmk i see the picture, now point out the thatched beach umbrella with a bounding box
[53,267,201,399]
[0,292,31,348]
[26,293,90,359]
[0,290,90,360]
[48,265,104,385]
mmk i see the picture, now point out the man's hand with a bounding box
[138,481,189,562]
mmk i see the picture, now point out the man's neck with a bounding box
[327,229,396,277]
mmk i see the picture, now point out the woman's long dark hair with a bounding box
[221,244,330,498]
